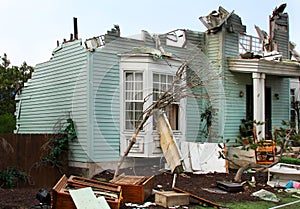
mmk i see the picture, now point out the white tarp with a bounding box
[180,142,227,174]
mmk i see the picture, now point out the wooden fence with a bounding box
[0,134,68,188]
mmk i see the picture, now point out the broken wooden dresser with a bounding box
[52,175,122,209]
[113,175,154,204]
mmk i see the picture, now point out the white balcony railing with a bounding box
[239,34,263,54]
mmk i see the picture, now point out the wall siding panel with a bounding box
[91,38,147,162]
[223,32,250,144]
[16,40,89,162]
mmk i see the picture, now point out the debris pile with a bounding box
[52,175,122,209]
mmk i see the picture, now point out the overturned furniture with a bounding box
[113,175,154,204]
[52,175,122,209]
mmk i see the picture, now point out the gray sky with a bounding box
[1,0,299,66]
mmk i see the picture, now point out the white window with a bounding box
[120,54,185,157]
[124,72,144,130]
[153,73,179,130]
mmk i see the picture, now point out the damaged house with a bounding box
[15,4,300,176]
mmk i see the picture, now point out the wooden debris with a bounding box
[173,187,223,209]
[155,191,189,208]
[157,112,184,173]
[113,175,154,204]
[52,174,122,209]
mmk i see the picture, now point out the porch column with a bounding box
[252,72,265,140]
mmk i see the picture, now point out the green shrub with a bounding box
[0,166,27,188]
[0,113,16,133]
[280,156,300,165]
[41,118,77,169]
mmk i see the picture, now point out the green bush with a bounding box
[280,156,300,165]
[0,113,16,133]
[0,166,27,188]
[41,118,77,168]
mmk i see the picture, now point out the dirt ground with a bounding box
[0,166,291,209]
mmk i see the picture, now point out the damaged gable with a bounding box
[199,6,246,34]
[269,3,289,58]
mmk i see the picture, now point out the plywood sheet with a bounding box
[157,113,183,173]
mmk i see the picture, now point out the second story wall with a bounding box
[15,40,90,162]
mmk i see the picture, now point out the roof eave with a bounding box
[227,58,300,77]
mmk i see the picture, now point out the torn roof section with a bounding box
[199,6,246,34]
[57,3,299,63]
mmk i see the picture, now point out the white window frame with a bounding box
[120,54,186,157]
[124,71,144,130]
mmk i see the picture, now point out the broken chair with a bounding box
[253,125,276,165]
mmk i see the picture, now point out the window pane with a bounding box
[126,120,134,129]
[161,83,166,92]
[135,91,143,100]
[136,81,143,91]
[135,73,143,81]
[135,102,143,111]
[125,72,133,81]
[168,75,173,83]
[125,82,133,91]
[153,83,159,90]
[126,102,133,111]
[161,75,166,83]
[125,91,133,100]
[153,74,159,82]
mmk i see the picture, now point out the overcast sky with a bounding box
[1,0,299,67]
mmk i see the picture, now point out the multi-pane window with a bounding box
[125,72,143,130]
[153,73,179,130]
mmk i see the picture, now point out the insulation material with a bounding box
[181,142,227,174]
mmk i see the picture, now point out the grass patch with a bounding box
[189,194,300,209]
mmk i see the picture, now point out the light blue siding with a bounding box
[223,32,250,143]
[16,40,89,162]
[267,77,290,128]
[91,37,151,162]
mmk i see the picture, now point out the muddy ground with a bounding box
[0,166,291,209]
